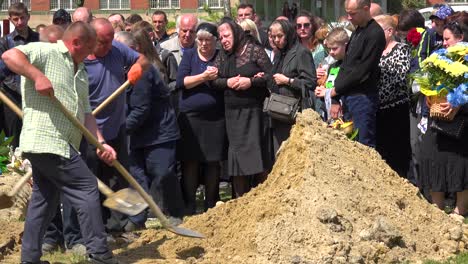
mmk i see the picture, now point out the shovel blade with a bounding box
[103,188,148,216]
[0,194,14,210]
[166,225,205,238]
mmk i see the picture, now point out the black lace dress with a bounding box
[213,41,272,176]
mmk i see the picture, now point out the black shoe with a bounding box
[89,252,120,264]
[20,261,50,264]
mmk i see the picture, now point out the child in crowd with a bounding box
[315,27,349,121]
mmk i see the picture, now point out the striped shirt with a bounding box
[17,41,91,158]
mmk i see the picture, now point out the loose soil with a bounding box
[1,110,468,263]
[0,172,31,263]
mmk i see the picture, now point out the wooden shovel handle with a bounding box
[0,91,23,119]
[92,80,130,116]
[51,96,172,228]
[7,169,32,196]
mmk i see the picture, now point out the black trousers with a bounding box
[21,146,109,262]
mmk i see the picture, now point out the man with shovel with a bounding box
[1,22,120,264]
[84,18,149,235]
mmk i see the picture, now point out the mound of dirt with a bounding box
[117,110,468,264]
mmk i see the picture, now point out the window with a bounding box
[1,0,31,11]
[100,0,130,10]
[50,0,74,10]
[198,0,223,8]
[150,0,180,9]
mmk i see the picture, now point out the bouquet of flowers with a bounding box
[406,27,425,57]
[414,42,468,120]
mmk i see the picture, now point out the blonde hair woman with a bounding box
[373,14,412,178]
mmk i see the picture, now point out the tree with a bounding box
[402,0,426,9]
[223,0,232,18]
[75,0,85,8]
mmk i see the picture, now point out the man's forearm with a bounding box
[84,113,105,143]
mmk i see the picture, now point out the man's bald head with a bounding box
[370,2,383,17]
[63,21,96,43]
[73,7,92,23]
[90,18,115,57]
[177,14,198,48]
[39,24,64,43]
[62,21,97,63]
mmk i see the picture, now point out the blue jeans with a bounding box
[22,146,108,263]
[129,141,185,226]
[342,94,379,148]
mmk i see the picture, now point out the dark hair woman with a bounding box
[124,29,184,227]
[295,11,325,68]
[268,19,316,154]
[176,22,226,214]
[212,17,272,197]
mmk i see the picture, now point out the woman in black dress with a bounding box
[419,20,468,216]
[213,18,272,197]
[268,19,316,154]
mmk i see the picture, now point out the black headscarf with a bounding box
[270,20,298,74]
[217,17,247,77]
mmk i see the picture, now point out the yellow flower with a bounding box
[446,62,468,77]
[447,45,468,56]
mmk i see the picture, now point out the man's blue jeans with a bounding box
[342,93,379,148]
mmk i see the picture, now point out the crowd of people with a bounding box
[0,0,467,264]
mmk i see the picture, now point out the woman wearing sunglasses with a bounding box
[269,19,316,155]
[295,11,326,68]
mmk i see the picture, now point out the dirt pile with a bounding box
[117,110,468,264]
[0,172,31,221]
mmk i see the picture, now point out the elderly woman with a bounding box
[176,22,226,214]
[212,18,272,197]
[269,19,316,154]
[419,16,468,216]
[373,15,412,178]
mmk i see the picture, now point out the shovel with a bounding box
[0,169,32,209]
[0,91,147,216]
[92,80,130,116]
[51,96,204,238]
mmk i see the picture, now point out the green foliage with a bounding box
[74,0,85,8]
[167,21,176,30]
[424,252,468,264]
[200,4,224,23]
[0,130,13,173]
[402,0,426,9]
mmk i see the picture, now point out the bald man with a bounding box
[370,2,383,17]
[160,14,198,65]
[73,7,93,23]
[2,21,119,264]
[85,18,149,233]
[39,24,64,43]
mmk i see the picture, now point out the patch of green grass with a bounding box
[42,251,89,264]
[424,252,468,264]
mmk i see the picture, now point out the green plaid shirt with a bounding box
[17,41,91,158]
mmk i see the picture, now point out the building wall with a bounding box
[1,0,219,29]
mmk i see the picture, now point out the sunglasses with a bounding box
[296,23,311,29]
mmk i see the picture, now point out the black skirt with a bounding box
[376,102,411,177]
[225,105,265,176]
[419,117,468,192]
[177,111,227,162]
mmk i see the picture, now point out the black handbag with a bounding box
[430,114,466,139]
[263,93,300,124]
